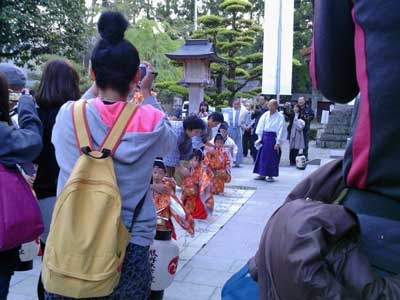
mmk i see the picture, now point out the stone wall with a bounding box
[316,104,353,149]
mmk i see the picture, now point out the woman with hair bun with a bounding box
[44,11,176,300]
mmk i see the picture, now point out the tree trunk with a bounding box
[216,72,223,94]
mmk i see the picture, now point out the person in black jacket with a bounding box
[0,69,43,300]
[297,97,314,160]
[33,59,80,300]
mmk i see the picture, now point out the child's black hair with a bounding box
[208,112,224,123]
[218,122,229,131]
[214,133,225,143]
[183,115,206,131]
[91,11,140,97]
[153,158,166,171]
[189,149,203,162]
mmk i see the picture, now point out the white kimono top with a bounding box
[256,111,287,145]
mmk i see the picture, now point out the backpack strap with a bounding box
[129,193,146,233]
[72,100,94,154]
[99,102,139,156]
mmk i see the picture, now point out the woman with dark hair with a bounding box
[43,12,176,300]
[34,59,80,300]
[288,104,305,166]
[198,101,209,118]
[0,72,42,300]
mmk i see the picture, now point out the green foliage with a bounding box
[154,81,178,89]
[248,0,264,23]
[248,65,263,76]
[220,0,253,11]
[193,0,263,106]
[237,36,256,43]
[309,128,318,141]
[125,19,183,82]
[154,81,189,98]
[168,85,188,97]
[248,25,263,32]
[163,19,194,40]
[0,0,87,66]
[124,19,190,102]
[292,0,313,93]
[292,58,312,93]
[239,53,263,65]
[217,29,242,38]
[235,68,250,78]
[220,41,252,51]
[224,79,242,86]
[198,15,225,27]
[237,89,259,99]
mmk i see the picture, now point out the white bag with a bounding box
[296,155,307,170]
[19,239,40,262]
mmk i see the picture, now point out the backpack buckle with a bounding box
[81,147,111,159]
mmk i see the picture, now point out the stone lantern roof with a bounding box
[166,39,225,63]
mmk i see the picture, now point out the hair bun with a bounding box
[98,11,128,44]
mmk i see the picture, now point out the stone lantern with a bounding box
[166,39,224,115]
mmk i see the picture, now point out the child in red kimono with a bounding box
[204,134,231,195]
[181,150,214,219]
[152,159,194,238]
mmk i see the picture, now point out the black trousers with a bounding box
[250,134,259,162]
[242,131,253,158]
[303,129,310,159]
[290,149,300,166]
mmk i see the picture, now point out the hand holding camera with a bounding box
[139,62,158,98]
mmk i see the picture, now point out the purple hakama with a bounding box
[253,131,280,177]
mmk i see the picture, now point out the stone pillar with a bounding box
[188,84,204,115]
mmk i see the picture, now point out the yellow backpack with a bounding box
[42,100,139,298]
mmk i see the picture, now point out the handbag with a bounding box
[222,265,258,300]
[0,164,44,251]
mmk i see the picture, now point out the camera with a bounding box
[139,64,158,82]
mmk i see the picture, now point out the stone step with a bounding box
[323,126,351,135]
[330,149,346,158]
[319,133,349,142]
[316,140,347,149]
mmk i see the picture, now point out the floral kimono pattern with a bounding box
[181,166,214,219]
[204,148,231,194]
[132,89,157,103]
[152,178,194,238]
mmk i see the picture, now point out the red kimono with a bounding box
[181,166,214,219]
[152,178,194,238]
[204,148,231,194]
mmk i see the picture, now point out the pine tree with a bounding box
[192,0,263,107]
[292,0,313,93]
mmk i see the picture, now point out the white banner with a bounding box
[262,0,294,96]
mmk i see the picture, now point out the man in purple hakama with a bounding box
[253,100,287,182]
